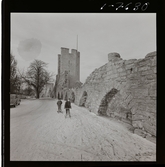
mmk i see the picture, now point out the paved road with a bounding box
[10,98,156,161]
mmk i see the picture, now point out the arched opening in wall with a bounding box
[98,88,118,116]
[71,92,75,103]
[48,89,52,98]
[79,91,88,107]
[58,92,60,99]
[65,93,68,100]
[98,88,132,125]
[61,92,63,100]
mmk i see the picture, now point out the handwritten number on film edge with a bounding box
[133,2,141,11]
[141,2,150,11]
[125,2,132,10]
[116,2,124,10]
[100,2,150,11]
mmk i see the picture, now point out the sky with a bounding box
[11,13,156,83]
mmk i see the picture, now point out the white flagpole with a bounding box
[77,35,78,51]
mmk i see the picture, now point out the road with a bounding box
[10,98,156,161]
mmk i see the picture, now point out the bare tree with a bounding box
[20,59,54,99]
[23,86,35,96]
[10,54,21,94]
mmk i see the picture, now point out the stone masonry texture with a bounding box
[54,49,156,143]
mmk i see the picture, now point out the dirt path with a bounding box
[10,99,156,161]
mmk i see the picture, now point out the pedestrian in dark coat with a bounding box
[64,99,71,118]
[57,99,62,113]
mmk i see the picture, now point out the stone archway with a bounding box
[98,88,132,125]
[58,92,60,99]
[65,92,68,100]
[71,92,75,103]
[79,91,88,107]
[98,88,118,116]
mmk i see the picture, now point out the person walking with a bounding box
[64,99,71,118]
[57,98,62,113]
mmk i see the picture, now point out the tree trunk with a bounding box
[36,88,40,99]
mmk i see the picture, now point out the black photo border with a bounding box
[2,0,165,166]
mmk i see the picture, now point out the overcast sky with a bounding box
[11,13,156,83]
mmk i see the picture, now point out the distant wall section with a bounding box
[70,51,156,143]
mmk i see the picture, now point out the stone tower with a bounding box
[57,47,80,88]
[54,47,81,99]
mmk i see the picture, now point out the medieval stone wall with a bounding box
[71,51,156,143]
[54,48,156,143]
